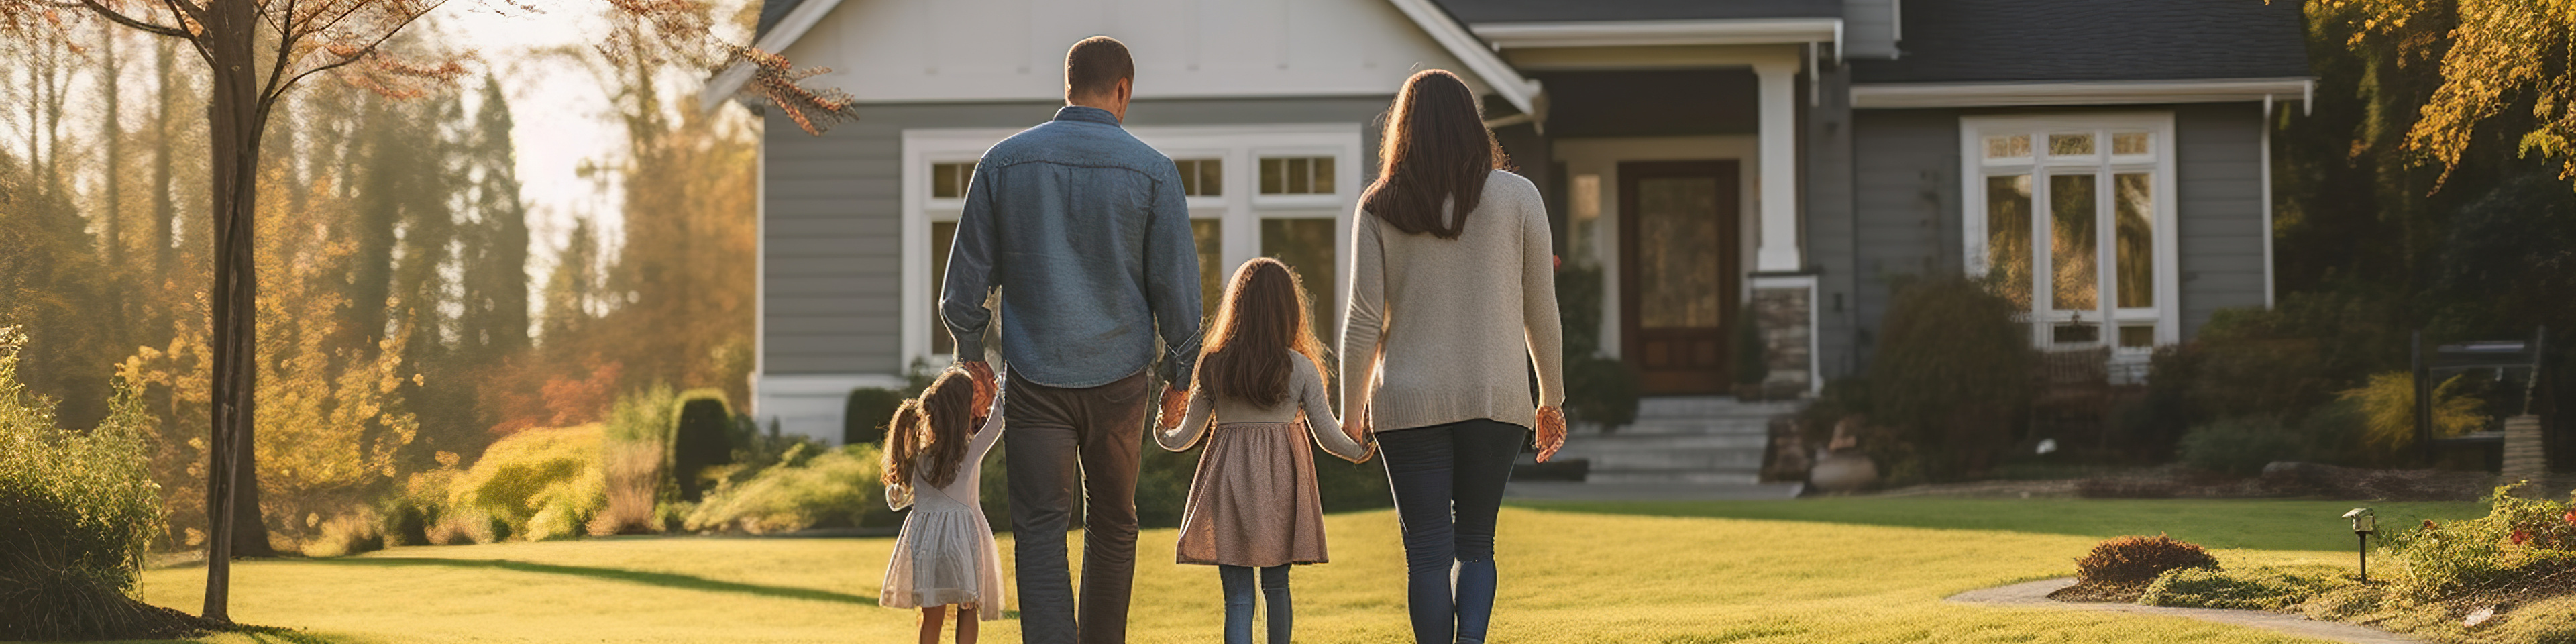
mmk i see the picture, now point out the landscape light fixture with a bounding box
[2343,508,2376,583]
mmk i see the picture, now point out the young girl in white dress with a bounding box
[1157,258,1373,644]
[881,366,1005,644]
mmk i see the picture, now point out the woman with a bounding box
[1340,68,1566,644]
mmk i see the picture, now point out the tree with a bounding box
[0,0,856,625]
[2315,0,2576,184]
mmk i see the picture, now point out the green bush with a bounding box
[1864,275,2032,481]
[2075,534,2218,584]
[2140,565,2350,611]
[845,388,904,446]
[0,329,202,640]
[1733,312,1768,390]
[2177,417,2308,476]
[1564,356,1640,429]
[2387,483,2576,598]
[684,443,890,534]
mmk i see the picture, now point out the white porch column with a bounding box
[1752,60,1802,272]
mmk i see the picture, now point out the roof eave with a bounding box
[701,0,844,113]
[1470,17,1842,49]
[1850,76,2316,109]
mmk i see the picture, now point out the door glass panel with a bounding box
[2114,173,2154,309]
[1192,219,1224,325]
[1261,218,1338,350]
[2049,133,2095,157]
[2049,174,2098,311]
[1984,134,2031,160]
[931,221,957,354]
[1984,174,2033,310]
[1635,176,1724,329]
[2119,325,2155,348]
[2112,132,2152,156]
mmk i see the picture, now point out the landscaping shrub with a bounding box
[2139,565,2349,611]
[684,443,890,534]
[1556,263,1639,429]
[443,424,607,542]
[0,330,207,640]
[1864,275,2031,482]
[299,510,386,558]
[2075,534,2219,584]
[2386,483,2576,599]
[2176,417,2308,476]
[844,387,904,445]
[2343,371,2486,460]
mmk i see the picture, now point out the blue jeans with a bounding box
[1378,419,1525,644]
[1218,564,1291,644]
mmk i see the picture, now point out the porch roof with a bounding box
[1432,0,1841,23]
[1849,0,2309,84]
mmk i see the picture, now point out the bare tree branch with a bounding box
[54,0,190,37]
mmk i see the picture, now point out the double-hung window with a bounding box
[1961,114,2180,362]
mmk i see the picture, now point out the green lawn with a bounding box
[115,498,2487,643]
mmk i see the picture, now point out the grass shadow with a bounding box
[301,557,879,607]
[1507,498,2491,551]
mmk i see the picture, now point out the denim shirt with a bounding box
[941,106,1202,389]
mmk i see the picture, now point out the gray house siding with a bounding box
[2174,102,2270,338]
[1842,0,1900,59]
[1805,65,1863,380]
[1844,108,1964,374]
[759,96,1395,380]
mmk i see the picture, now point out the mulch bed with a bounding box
[2046,580,2151,604]
[1872,462,2560,501]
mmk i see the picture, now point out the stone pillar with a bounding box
[1750,274,1817,396]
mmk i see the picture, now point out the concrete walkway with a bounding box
[1948,578,2426,644]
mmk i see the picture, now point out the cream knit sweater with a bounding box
[1341,169,1564,433]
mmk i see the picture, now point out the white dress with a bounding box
[879,396,1006,619]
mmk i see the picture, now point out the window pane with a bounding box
[2113,132,2151,156]
[1261,218,1338,343]
[2049,133,2094,157]
[2119,325,2155,348]
[2114,173,2154,308]
[1199,158,1224,197]
[1287,158,1311,193]
[932,162,976,199]
[1984,134,2031,159]
[1175,160,1199,196]
[1635,176,1725,328]
[1192,219,1224,325]
[2053,323,2100,345]
[1260,158,1283,194]
[1984,175,2034,311]
[1259,157,1336,195]
[1311,157,1334,194]
[2049,174,2098,311]
[931,221,957,354]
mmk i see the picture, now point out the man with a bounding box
[939,36,1199,644]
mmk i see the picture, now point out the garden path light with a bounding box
[2343,508,2375,583]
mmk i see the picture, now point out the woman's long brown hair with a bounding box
[881,368,978,488]
[1193,257,1328,407]
[1360,69,1509,239]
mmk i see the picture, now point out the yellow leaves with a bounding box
[2334,0,2576,185]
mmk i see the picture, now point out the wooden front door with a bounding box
[1619,160,1741,395]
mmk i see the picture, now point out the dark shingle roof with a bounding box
[1434,0,1840,23]
[1849,0,2309,83]
[757,0,808,39]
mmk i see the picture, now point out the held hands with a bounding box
[960,360,998,410]
[1534,405,1567,463]
[1157,382,1190,431]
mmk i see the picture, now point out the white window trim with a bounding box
[900,124,1366,368]
[1959,113,2181,356]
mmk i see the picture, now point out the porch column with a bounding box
[1752,60,1801,272]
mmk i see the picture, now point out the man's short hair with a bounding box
[1065,36,1134,101]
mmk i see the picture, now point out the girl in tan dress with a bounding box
[1156,257,1373,644]
[881,367,1004,644]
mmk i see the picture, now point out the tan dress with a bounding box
[1155,354,1371,567]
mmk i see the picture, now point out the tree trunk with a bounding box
[200,0,273,624]
[152,39,176,286]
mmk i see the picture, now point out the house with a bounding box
[708,0,2312,444]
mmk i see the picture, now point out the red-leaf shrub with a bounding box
[2077,533,2220,584]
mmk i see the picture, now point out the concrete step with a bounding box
[1636,397,1803,419]
[1562,433,1771,451]
[1582,468,1764,485]
[1570,449,1768,470]
[1599,419,1774,436]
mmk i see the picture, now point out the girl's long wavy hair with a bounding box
[881,368,979,488]
[1193,257,1328,407]
[1360,69,1509,239]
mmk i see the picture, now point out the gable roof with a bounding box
[1849,0,2308,84]
[712,0,1540,113]
[757,0,807,38]
[1432,0,1840,23]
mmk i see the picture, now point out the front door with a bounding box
[1619,160,1740,395]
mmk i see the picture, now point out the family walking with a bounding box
[875,35,1568,644]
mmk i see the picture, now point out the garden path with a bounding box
[1949,578,2425,644]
